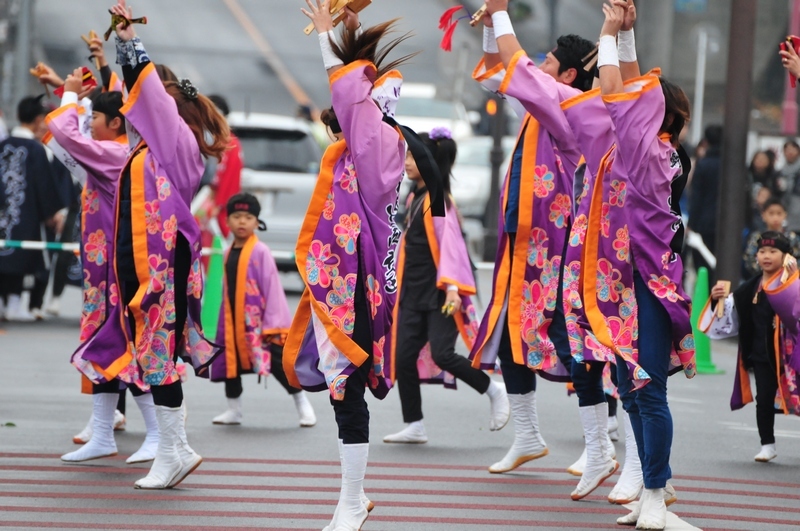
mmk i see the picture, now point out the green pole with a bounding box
[201,236,225,342]
[690,266,724,374]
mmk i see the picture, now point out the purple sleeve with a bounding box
[561,89,615,178]
[330,61,404,202]
[433,201,477,295]
[256,243,293,334]
[119,62,204,193]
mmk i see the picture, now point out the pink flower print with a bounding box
[144,200,162,235]
[533,165,555,198]
[578,172,590,202]
[596,259,622,303]
[570,214,587,247]
[372,336,386,377]
[85,230,107,265]
[612,226,630,263]
[600,202,610,238]
[109,282,119,306]
[156,176,171,200]
[340,164,359,194]
[607,316,634,353]
[306,240,340,288]
[186,260,203,299]
[527,228,549,268]
[366,275,383,318]
[661,251,674,270]
[619,287,637,320]
[521,280,546,332]
[323,190,335,220]
[244,305,262,330]
[555,154,566,176]
[245,278,260,297]
[647,274,683,303]
[562,261,583,310]
[334,213,361,255]
[326,274,357,333]
[147,255,170,293]
[609,179,627,207]
[540,257,561,311]
[159,288,176,324]
[548,194,571,229]
[146,304,166,332]
[162,215,177,251]
[83,188,99,214]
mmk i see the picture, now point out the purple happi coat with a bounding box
[392,193,480,388]
[469,51,579,380]
[69,62,219,387]
[582,73,695,389]
[210,235,292,381]
[700,271,800,415]
[45,96,149,391]
[284,61,405,401]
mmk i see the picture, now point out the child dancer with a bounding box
[69,0,228,489]
[384,129,508,444]
[701,231,800,462]
[45,68,160,464]
[285,3,414,528]
[209,193,316,427]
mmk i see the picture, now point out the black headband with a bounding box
[757,235,791,254]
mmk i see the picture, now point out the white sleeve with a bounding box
[699,294,740,340]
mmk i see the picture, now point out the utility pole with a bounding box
[483,95,506,261]
[547,0,558,50]
[715,0,757,285]
[782,0,800,135]
[12,0,32,117]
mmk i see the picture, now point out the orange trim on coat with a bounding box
[698,298,714,334]
[601,73,660,104]
[499,50,527,94]
[472,58,505,82]
[329,60,375,87]
[774,321,789,414]
[738,355,753,405]
[421,195,477,296]
[222,263,237,379]
[235,235,258,372]
[45,103,77,125]
[284,288,313,389]
[120,62,155,115]
[763,269,800,295]
[81,375,93,395]
[126,148,152,366]
[561,86,601,111]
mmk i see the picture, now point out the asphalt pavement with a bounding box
[1,269,799,530]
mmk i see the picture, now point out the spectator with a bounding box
[743,198,800,279]
[749,150,779,196]
[208,94,243,238]
[688,124,723,283]
[749,186,772,233]
[777,139,800,231]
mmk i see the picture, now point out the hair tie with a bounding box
[178,79,198,100]
[429,127,452,141]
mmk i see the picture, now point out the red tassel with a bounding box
[440,20,458,52]
[439,5,464,30]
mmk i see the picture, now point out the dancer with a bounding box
[701,232,800,463]
[595,3,696,527]
[285,3,418,529]
[209,192,316,427]
[471,0,607,476]
[68,0,227,489]
[384,129,508,444]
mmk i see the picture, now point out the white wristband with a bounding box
[354,23,364,39]
[319,31,344,70]
[60,91,79,108]
[483,26,498,54]
[446,284,459,292]
[491,11,515,39]
[617,29,636,63]
[597,35,619,69]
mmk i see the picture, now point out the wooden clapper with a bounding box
[303,0,372,35]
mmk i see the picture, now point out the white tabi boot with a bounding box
[61,393,118,462]
[383,420,428,444]
[635,487,667,530]
[567,446,587,476]
[323,442,369,531]
[487,380,510,431]
[608,410,643,504]
[170,403,203,487]
[212,397,242,425]
[326,438,373,528]
[608,413,620,441]
[488,391,548,473]
[616,483,677,526]
[293,391,317,427]
[755,443,777,462]
[73,414,94,444]
[126,394,160,464]
[114,409,127,431]
[135,404,201,489]
[571,403,619,500]
[5,294,35,322]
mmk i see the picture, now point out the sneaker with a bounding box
[31,308,47,321]
[755,444,777,462]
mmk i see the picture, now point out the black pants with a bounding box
[93,380,145,412]
[52,202,80,298]
[0,274,24,301]
[29,270,48,311]
[118,234,191,408]
[394,298,491,423]
[224,345,301,398]
[752,359,779,445]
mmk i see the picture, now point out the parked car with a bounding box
[394,83,478,140]
[229,112,322,272]
[450,135,516,222]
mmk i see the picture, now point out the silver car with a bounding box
[230,112,323,272]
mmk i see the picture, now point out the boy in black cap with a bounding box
[208,193,316,427]
[703,231,800,463]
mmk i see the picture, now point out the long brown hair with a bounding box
[659,78,690,145]
[156,63,230,161]
[329,19,418,78]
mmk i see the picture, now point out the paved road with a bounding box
[2,270,799,530]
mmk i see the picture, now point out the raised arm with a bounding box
[618,1,640,81]
[598,2,625,97]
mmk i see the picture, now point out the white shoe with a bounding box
[45,297,61,316]
[331,439,373,520]
[5,295,35,322]
[61,393,118,462]
[489,391,548,473]
[755,443,777,462]
[126,394,159,464]
[171,404,203,487]
[608,410,643,504]
[323,443,369,531]
[617,484,676,527]
[30,308,46,321]
[571,404,619,500]
[135,403,202,489]
[73,414,94,444]
[212,397,242,425]
[486,380,510,431]
[114,409,126,431]
[293,391,317,427]
[636,487,667,529]
[608,414,620,441]
[567,447,586,476]
[383,420,428,444]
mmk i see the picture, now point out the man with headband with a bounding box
[702,230,800,465]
